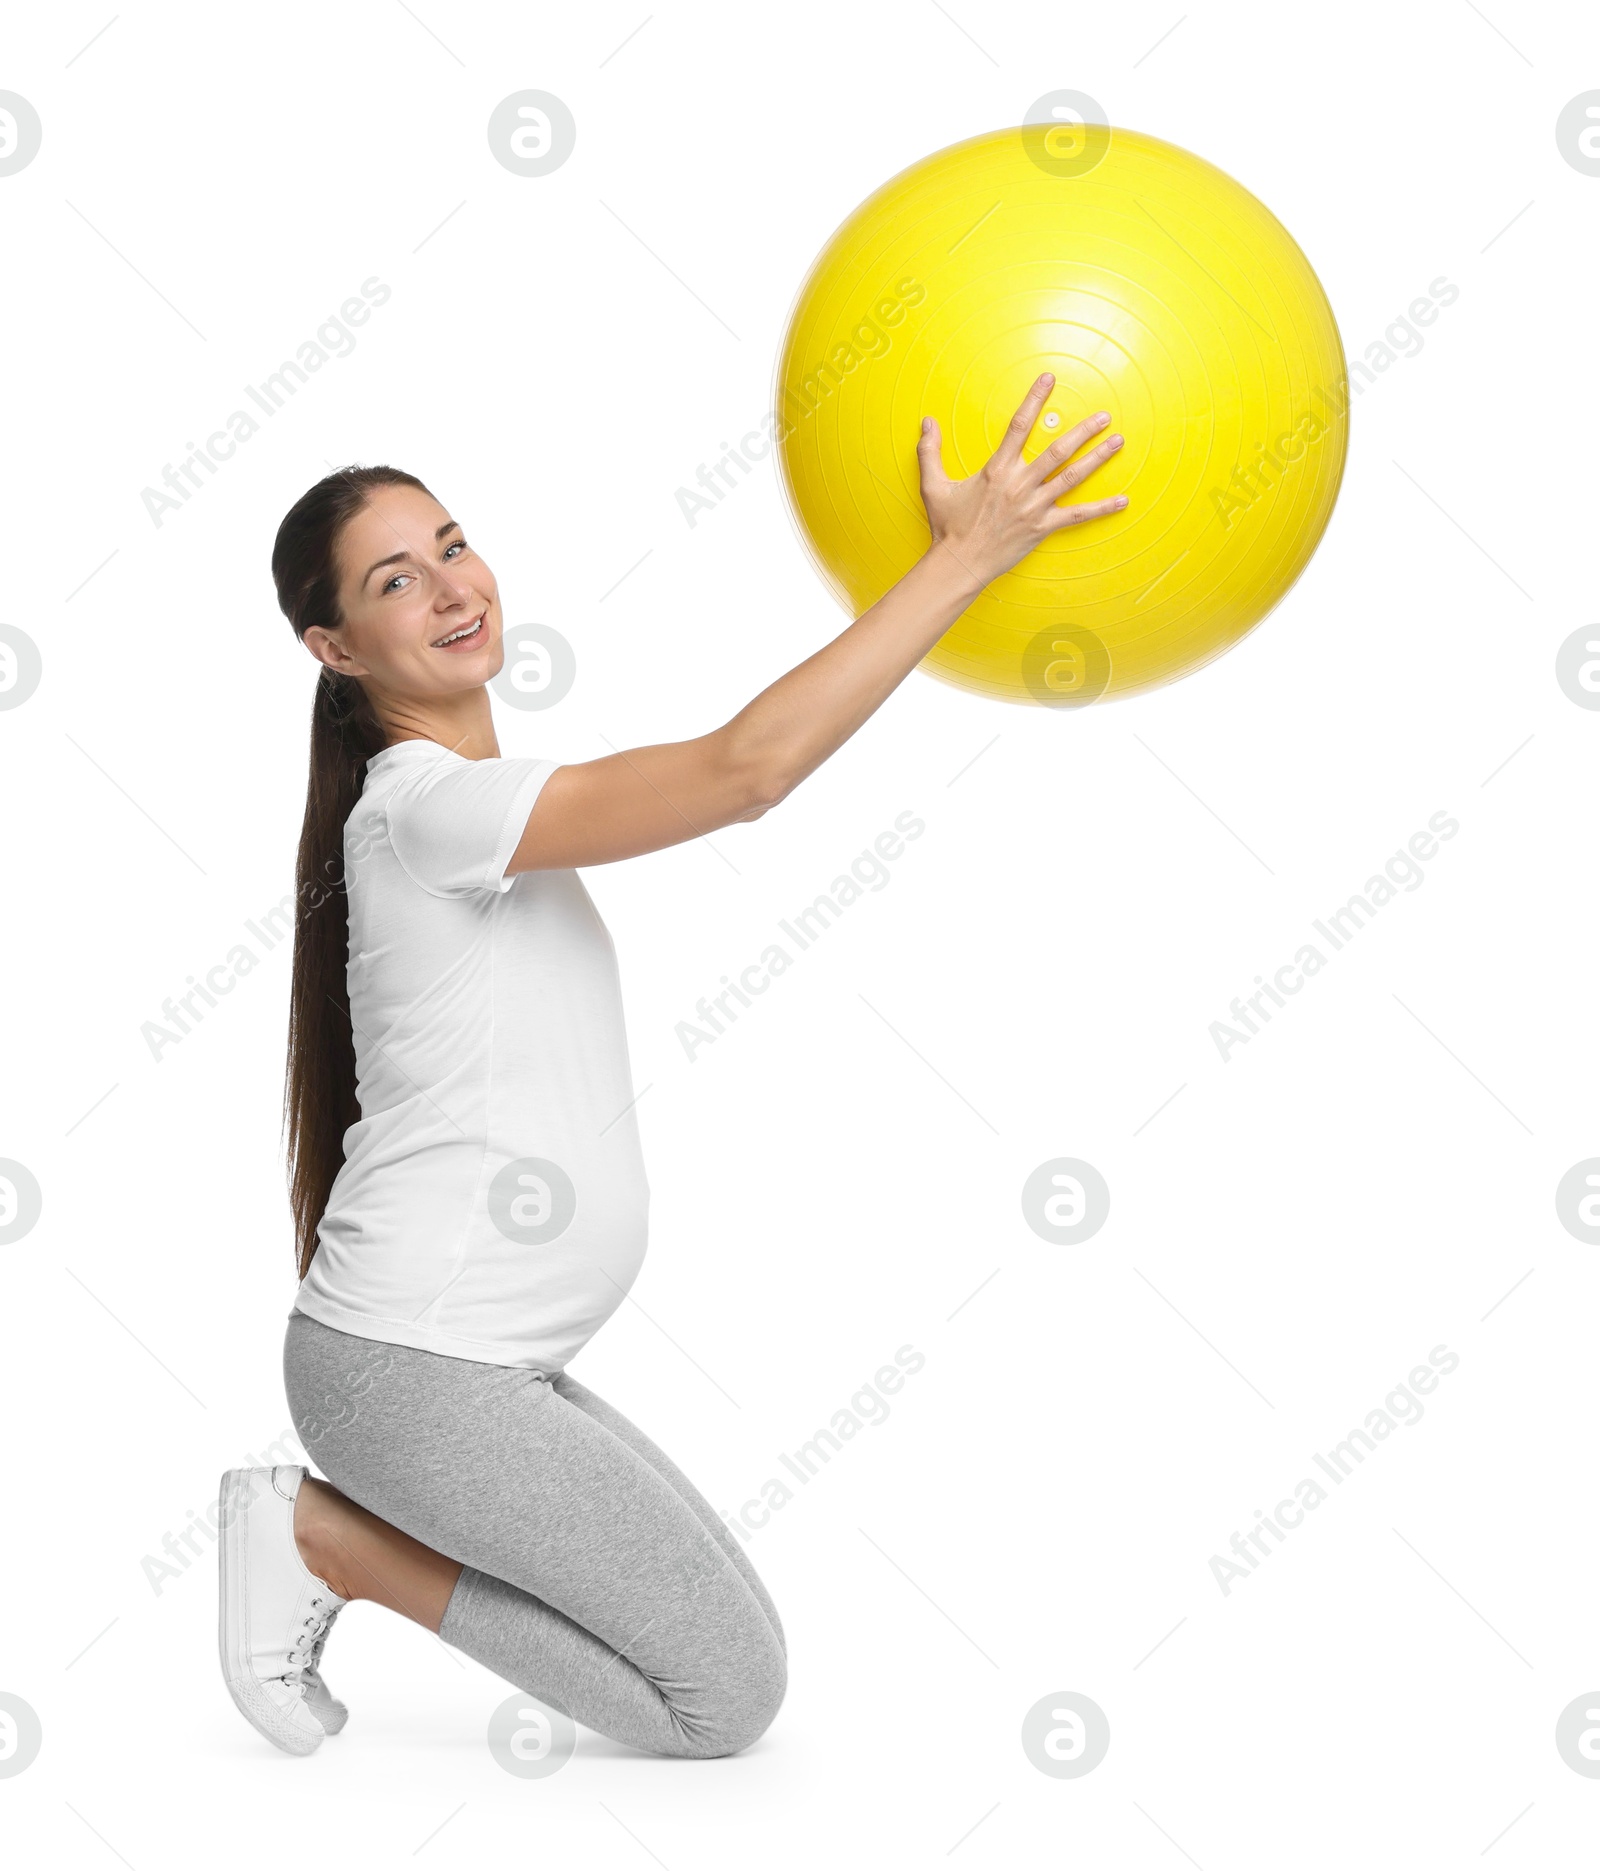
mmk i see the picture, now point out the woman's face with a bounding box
[307,481,503,700]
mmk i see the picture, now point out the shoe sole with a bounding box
[216,1468,324,1758]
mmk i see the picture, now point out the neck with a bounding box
[372,686,499,761]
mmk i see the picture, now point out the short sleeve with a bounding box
[384,753,561,897]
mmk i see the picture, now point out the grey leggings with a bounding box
[282,1311,785,1758]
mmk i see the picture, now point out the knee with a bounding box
[676,1632,787,1759]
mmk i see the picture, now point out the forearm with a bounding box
[505,382,1121,872]
[507,547,980,872]
[724,540,987,800]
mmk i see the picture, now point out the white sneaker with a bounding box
[217,1465,349,1756]
[302,1643,349,1735]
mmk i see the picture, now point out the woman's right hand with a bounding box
[916,371,1127,587]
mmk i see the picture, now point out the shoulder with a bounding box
[364,743,562,899]
[344,741,457,849]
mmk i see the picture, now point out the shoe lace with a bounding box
[285,1593,341,1687]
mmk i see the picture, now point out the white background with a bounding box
[2,0,1596,1863]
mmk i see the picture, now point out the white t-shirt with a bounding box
[292,737,650,1372]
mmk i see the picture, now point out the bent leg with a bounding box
[284,1313,784,1758]
[436,1389,784,1758]
[550,1369,786,1658]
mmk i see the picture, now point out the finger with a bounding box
[916,414,949,492]
[1041,431,1124,496]
[1044,492,1129,531]
[992,372,1057,467]
[1028,411,1114,485]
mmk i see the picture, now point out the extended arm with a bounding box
[507,375,1124,873]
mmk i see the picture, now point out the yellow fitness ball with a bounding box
[773,123,1348,705]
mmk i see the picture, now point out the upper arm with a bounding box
[506,729,778,874]
[384,755,562,897]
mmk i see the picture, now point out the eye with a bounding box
[380,539,466,595]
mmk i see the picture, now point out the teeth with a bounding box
[434,615,483,647]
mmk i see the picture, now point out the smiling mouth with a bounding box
[431,612,486,649]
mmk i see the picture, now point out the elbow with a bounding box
[736,779,786,822]
[751,759,798,816]
[724,744,793,820]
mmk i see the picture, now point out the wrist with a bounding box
[917,536,990,607]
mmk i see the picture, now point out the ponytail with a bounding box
[271,466,428,1278]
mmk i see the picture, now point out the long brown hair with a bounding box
[271,465,429,1279]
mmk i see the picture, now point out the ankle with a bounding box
[294,1477,359,1602]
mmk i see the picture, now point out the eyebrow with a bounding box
[363,520,461,589]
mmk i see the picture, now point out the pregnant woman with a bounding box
[216,374,1124,1760]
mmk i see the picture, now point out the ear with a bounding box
[303,627,370,680]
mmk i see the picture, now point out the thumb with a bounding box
[917,414,947,490]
